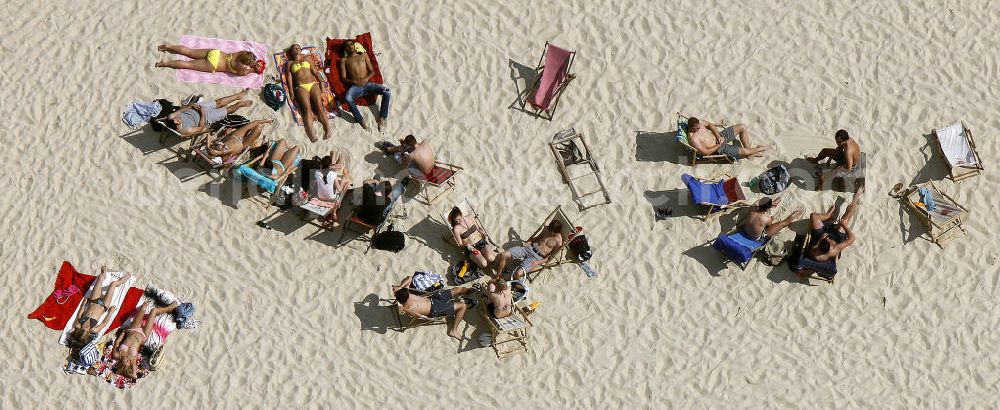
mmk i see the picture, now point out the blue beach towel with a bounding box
[713,231,768,266]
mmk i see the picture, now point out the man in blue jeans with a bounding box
[338,40,391,131]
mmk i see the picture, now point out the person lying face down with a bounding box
[156,44,260,76]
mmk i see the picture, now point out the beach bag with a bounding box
[262,82,286,111]
[372,225,405,252]
[568,235,592,262]
[757,164,791,195]
[449,260,482,285]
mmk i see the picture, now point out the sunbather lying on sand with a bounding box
[339,39,391,131]
[284,43,332,142]
[201,118,272,163]
[374,135,435,178]
[448,206,497,269]
[66,268,132,350]
[806,187,863,262]
[393,275,474,341]
[497,220,565,280]
[156,44,260,76]
[686,117,770,159]
[743,197,803,240]
[163,89,253,137]
[112,301,178,379]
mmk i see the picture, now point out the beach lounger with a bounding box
[713,231,769,270]
[412,161,463,205]
[681,173,749,220]
[480,302,531,359]
[191,128,270,181]
[933,122,984,182]
[902,181,969,247]
[59,271,137,346]
[793,233,838,284]
[386,285,449,331]
[323,33,385,111]
[816,152,867,192]
[524,205,577,281]
[549,128,612,211]
[521,42,577,120]
[676,113,741,166]
[441,198,500,252]
[273,46,336,125]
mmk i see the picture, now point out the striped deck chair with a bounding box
[713,230,769,270]
[675,113,741,166]
[902,181,969,247]
[412,162,462,205]
[522,42,577,120]
[681,173,749,220]
[933,122,984,182]
[190,127,270,181]
[481,301,531,359]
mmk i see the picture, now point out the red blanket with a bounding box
[324,32,384,110]
[27,261,144,335]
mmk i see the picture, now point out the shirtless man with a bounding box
[338,40,391,131]
[807,129,862,170]
[497,220,565,280]
[806,187,863,262]
[377,135,435,178]
[393,276,474,340]
[201,118,272,163]
[686,117,770,160]
[743,197,803,240]
[164,89,253,137]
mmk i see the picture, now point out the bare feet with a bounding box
[789,208,804,220]
[852,185,864,202]
[376,117,386,132]
[157,44,167,52]
[238,88,250,99]
[448,328,463,341]
[113,272,133,285]
[358,120,369,131]
[323,129,333,140]
[307,133,319,143]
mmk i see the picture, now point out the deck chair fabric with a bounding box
[903,181,969,247]
[676,114,739,166]
[339,180,405,252]
[792,233,838,283]
[713,231,768,270]
[323,33,384,111]
[191,129,269,179]
[934,123,984,181]
[523,42,576,120]
[681,173,748,220]
[273,46,336,125]
[481,302,531,358]
[548,128,612,210]
[412,162,462,205]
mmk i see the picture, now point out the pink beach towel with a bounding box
[173,35,267,89]
[529,44,573,110]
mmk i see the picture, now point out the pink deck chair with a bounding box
[524,42,577,120]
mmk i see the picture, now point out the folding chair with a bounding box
[933,122,984,182]
[549,128,612,211]
[676,113,740,166]
[481,302,531,359]
[794,233,838,284]
[385,285,449,332]
[156,118,213,161]
[524,206,578,281]
[902,181,969,247]
[191,129,270,181]
[681,173,749,220]
[713,231,769,270]
[441,198,501,253]
[521,42,577,120]
[337,180,405,253]
[412,162,462,205]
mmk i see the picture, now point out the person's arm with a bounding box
[192,104,207,129]
[284,62,296,95]
[399,152,413,170]
[111,330,126,358]
[338,59,348,83]
[843,150,856,171]
[168,105,194,120]
[451,227,466,248]
[837,225,856,251]
[362,54,375,83]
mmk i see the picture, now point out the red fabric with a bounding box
[722,178,744,202]
[27,262,94,330]
[421,166,456,185]
[529,43,573,110]
[324,32,385,110]
[111,288,146,334]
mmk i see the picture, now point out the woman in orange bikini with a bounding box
[155,44,259,76]
[284,44,332,142]
[111,301,177,379]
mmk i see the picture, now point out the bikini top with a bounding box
[290,60,311,74]
[459,223,478,240]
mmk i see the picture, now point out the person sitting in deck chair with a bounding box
[200,118,272,164]
[477,276,515,319]
[356,178,406,226]
[393,275,474,341]
[497,220,565,280]
[162,89,254,137]
[686,117,771,160]
[448,206,497,269]
[375,135,434,178]
[743,197,803,240]
[309,151,352,225]
[806,188,863,262]
[234,138,301,192]
[339,39,391,131]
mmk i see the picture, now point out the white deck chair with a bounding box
[934,123,984,181]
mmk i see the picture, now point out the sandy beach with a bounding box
[2,0,999,407]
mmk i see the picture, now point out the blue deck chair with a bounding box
[792,233,838,283]
[681,173,749,220]
[713,230,768,270]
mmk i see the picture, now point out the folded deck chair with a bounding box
[816,152,866,192]
[412,161,462,205]
[523,205,577,281]
[481,302,531,359]
[792,233,838,283]
[933,123,984,182]
[681,173,749,220]
[549,128,612,211]
[58,271,137,346]
[676,114,741,166]
[713,231,769,270]
[522,42,576,120]
[323,32,385,111]
[386,285,449,331]
[441,198,500,252]
[902,181,969,247]
[338,179,405,253]
[273,46,336,125]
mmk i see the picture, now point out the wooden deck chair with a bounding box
[548,128,612,211]
[713,230,769,270]
[676,113,741,166]
[902,181,969,247]
[191,129,270,181]
[480,302,531,359]
[156,118,213,161]
[412,162,463,205]
[234,161,297,209]
[386,285,449,332]
[681,173,749,220]
[933,122,984,182]
[440,198,501,253]
[337,180,405,253]
[524,205,577,281]
[521,42,577,121]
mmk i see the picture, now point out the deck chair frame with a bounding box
[902,181,969,247]
[156,118,213,161]
[440,198,502,254]
[480,302,531,359]
[521,41,577,121]
[244,165,297,209]
[191,130,270,181]
[385,285,448,332]
[525,205,577,281]
[933,123,985,182]
[337,192,400,254]
[685,173,750,220]
[548,129,612,211]
[676,113,740,166]
[714,224,768,271]
[413,161,463,205]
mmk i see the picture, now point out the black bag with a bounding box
[568,235,592,262]
[262,82,287,111]
[448,261,482,285]
[372,225,405,252]
[758,164,791,195]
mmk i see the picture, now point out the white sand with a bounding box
[2,0,998,407]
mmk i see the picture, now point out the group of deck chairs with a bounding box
[679,121,982,283]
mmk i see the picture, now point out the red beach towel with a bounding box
[324,32,384,110]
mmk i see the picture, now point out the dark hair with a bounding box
[235,51,256,66]
[342,40,356,57]
[448,207,463,227]
[687,117,700,133]
[757,197,773,212]
[150,99,180,132]
[320,156,333,184]
[547,220,563,233]
[403,135,417,146]
[835,129,850,143]
[817,239,832,254]
[394,287,410,303]
[66,328,90,349]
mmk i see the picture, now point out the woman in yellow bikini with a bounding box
[284,44,332,142]
[155,44,258,76]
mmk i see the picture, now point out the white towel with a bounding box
[59,272,137,346]
[936,123,978,168]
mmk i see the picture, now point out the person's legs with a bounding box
[215,89,250,107]
[270,140,288,162]
[496,251,511,277]
[280,145,301,169]
[364,83,391,130]
[296,89,318,142]
[89,269,111,301]
[447,302,468,340]
[764,209,804,237]
[482,246,497,264]
[155,59,215,72]
[470,252,488,268]
[157,45,210,59]
[99,273,131,306]
[732,124,751,147]
[345,85,367,128]
[309,85,332,140]
[838,187,864,229]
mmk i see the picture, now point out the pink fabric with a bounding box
[530,44,573,110]
[173,35,267,89]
